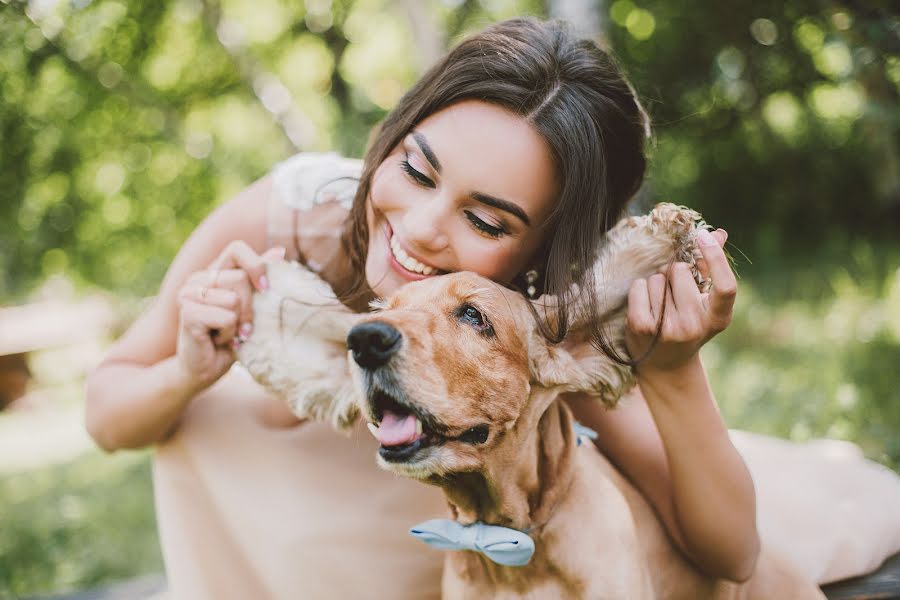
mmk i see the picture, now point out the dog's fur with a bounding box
[238,204,824,599]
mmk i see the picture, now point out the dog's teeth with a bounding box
[415,418,423,436]
[366,422,379,438]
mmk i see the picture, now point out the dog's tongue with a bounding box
[376,411,419,447]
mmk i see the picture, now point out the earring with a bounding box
[525,269,539,299]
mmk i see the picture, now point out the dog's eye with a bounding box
[458,304,493,335]
[463,305,483,325]
[457,424,490,445]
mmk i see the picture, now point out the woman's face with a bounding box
[365,100,558,298]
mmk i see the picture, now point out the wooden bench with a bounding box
[822,552,900,599]
[21,554,900,599]
[0,298,114,409]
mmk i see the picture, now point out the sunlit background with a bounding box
[1,0,898,597]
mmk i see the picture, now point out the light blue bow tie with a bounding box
[573,421,598,446]
[409,421,595,567]
[409,519,535,567]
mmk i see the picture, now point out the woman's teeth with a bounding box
[390,235,437,276]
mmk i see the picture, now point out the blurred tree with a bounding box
[0,0,897,302]
[602,0,899,278]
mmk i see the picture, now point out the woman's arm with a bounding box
[565,376,758,581]
[85,176,283,451]
[566,227,759,582]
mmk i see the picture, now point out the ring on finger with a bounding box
[200,269,220,301]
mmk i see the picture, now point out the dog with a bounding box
[238,204,824,599]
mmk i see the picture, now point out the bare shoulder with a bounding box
[100,175,273,366]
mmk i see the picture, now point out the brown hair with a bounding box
[343,17,649,355]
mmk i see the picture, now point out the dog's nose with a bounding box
[347,321,402,369]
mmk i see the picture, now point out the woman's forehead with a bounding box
[408,100,559,227]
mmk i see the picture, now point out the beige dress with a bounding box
[153,153,900,598]
[153,153,446,600]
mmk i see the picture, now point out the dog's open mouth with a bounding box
[367,390,443,463]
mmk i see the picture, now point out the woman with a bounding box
[85,17,754,598]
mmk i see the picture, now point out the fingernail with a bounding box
[265,247,286,262]
[240,322,253,338]
[697,229,717,247]
[258,275,269,291]
[716,228,728,242]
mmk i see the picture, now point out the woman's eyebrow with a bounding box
[411,132,441,173]
[471,192,531,226]
[411,130,531,227]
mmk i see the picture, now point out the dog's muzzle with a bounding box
[347,321,402,369]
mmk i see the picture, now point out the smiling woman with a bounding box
[84,16,768,600]
[363,100,558,294]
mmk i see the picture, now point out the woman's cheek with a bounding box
[370,163,408,213]
[458,243,522,284]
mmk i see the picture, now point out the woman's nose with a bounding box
[402,196,450,252]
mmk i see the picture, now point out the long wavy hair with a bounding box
[342,17,649,355]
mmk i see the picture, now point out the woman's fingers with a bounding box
[646,273,667,322]
[694,229,727,280]
[180,300,239,343]
[209,241,285,291]
[627,278,655,336]
[696,229,736,332]
[179,286,239,311]
[668,262,705,339]
[669,262,702,312]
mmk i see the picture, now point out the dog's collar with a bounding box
[573,421,598,446]
[409,519,535,566]
[408,421,598,567]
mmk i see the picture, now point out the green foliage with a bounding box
[709,249,900,468]
[0,450,161,599]
[605,1,899,270]
[0,0,547,302]
[2,1,896,300]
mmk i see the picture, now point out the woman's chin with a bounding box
[365,263,402,298]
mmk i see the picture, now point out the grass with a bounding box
[0,450,162,599]
[710,256,900,469]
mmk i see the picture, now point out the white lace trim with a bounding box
[270,152,363,211]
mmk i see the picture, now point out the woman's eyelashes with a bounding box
[399,155,509,240]
[464,210,506,238]
[399,158,435,188]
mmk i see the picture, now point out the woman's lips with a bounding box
[384,225,444,281]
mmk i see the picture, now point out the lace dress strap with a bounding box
[267,152,363,263]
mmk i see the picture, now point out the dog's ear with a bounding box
[237,261,362,431]
[528,203,707,406]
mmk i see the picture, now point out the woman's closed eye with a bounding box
[400,158,435,188]
[464,210,507,238]
[399,154,510,239]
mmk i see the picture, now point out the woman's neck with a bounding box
[293,201,374,312]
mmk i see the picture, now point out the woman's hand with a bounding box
[174,241,285,392]
[625,228,735,374]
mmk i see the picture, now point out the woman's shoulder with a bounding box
[270,151,363,212]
